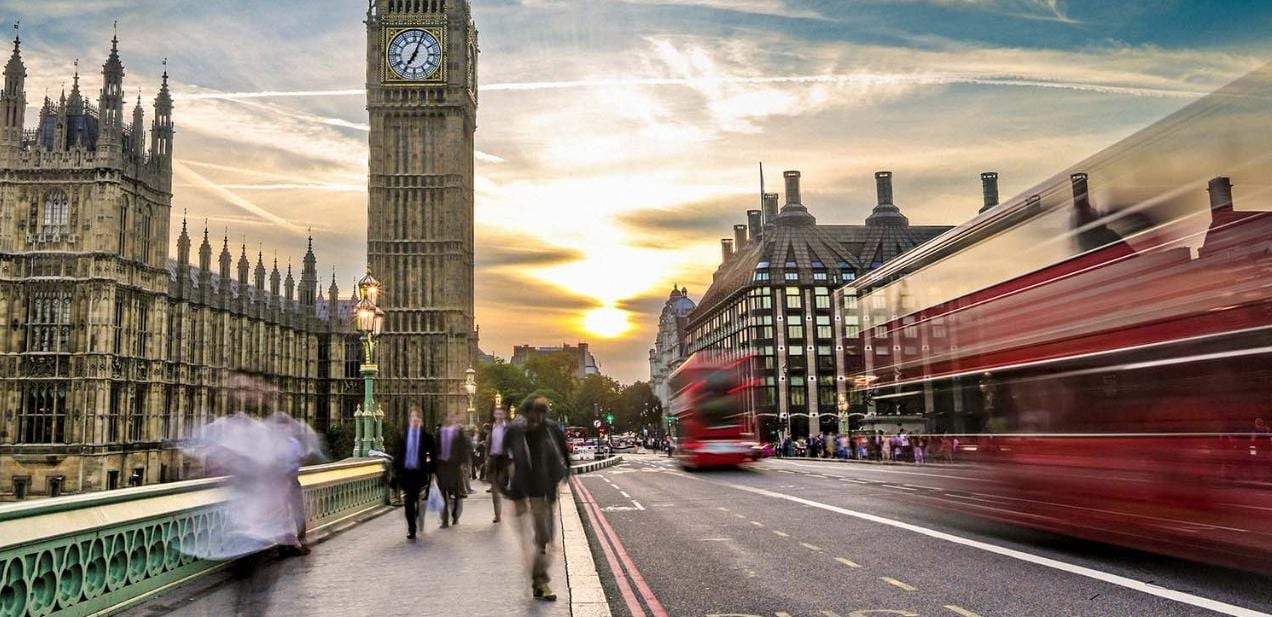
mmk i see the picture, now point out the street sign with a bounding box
[593,419,602,428]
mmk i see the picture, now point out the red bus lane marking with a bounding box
[571,476,648,617]
[572,476,671,617]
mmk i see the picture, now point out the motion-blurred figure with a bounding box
[269,411,325,555]
[435,411,470,527]
[392,404,435,540]
[486,407,511,523]
[506,395,570,601]
[184,402,315,615]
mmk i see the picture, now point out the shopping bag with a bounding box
[426,479,443,513]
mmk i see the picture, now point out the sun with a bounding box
[582,306,632,339]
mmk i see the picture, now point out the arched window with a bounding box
[42,190,68,236]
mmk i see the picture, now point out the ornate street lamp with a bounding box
[352,268,384,457]
[464,366,477,428]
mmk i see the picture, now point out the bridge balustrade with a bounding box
[0,458,389,617]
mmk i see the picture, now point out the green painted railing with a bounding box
[0,458,389,617]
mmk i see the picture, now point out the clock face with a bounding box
[387,29,442,81]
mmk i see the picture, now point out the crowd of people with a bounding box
[777,429,959,464]
[183,375,572,612]
[389,396,570,602]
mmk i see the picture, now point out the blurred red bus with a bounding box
[844,65,1272,572]
[668,353,761,469]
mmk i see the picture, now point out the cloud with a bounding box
[476,235,586,268]
[618,193,758,245]
[616,0,822,19]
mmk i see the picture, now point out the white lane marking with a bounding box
[835,557,862,568]
[800,542,823,552]
[632,500,645,511]
[718,507,730,512]
[750,521,765,527]
[775,460,992,483]
[945,605,983,617]
[892,485,917,491]
[773,530,789,537]
[720,482,1272,617]
[620,491,631,498]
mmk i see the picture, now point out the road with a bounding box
[571,452,1272,617]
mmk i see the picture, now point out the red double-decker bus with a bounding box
[668,352,761,469]
[845,65,1272,572]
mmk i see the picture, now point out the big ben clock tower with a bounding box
[365,0,478,427]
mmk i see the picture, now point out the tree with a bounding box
[523,352,579,401]
[476,358,535,423]
[572,374,621,428]
[615,381,660,433]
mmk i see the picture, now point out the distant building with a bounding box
[685,170,955,440]
[511,342,600,379]
[648,286,696,411]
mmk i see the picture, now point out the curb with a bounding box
[560,480,612,617]
[572,455,623,475]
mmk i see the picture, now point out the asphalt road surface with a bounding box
[571,453,1272,617]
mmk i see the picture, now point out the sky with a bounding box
[3,0,1269,382]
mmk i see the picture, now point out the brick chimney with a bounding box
[1208,176,1233,211]
[721,238,734,262]
[747,209,763,241]
[784,170,802,206]
[979,172,999,214]
[733,224,748,248]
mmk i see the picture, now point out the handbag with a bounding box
[426,478,444,513]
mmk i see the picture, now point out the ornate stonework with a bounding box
[364,0,479,428]
[0,31,364,500]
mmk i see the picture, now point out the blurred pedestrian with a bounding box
[486,407,511,523]
[184,407,299,615]
[463,426,477,496]
[475,423,490,482]
[268,411,325,555]
[506,395,570,601]
[392,404,435,540]
[436,411,470,527]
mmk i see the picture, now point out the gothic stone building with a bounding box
[648,286,695,412]
[365,0,480,427]
[685,170,954,440]
[0,33,363,500]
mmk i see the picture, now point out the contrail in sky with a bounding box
[173,73,1208,102]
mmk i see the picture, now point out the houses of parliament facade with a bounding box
[0,32,367,499]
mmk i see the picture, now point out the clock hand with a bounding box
[407,41,422,66]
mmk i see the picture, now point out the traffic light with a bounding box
[606,413,614,424]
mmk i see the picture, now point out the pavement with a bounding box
[123,477,608,617]
[573,452,1272,617]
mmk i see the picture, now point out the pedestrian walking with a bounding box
[506,395,571,601]
[486,407,512,523]
[435,411,471,528]
[393,405,436,539]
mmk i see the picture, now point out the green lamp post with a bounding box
[353,268,384,457]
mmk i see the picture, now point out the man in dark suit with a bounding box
[393,404,435,540]
[435,410,471,528]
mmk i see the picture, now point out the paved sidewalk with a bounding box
[126,483,574,617]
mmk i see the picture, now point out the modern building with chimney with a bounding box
[0,31,364,500]
[684,169,959,440]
